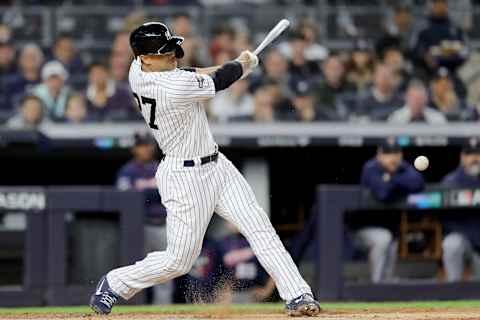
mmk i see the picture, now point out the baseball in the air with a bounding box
[414,156,429,171]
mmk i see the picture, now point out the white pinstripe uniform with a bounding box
[106,58,312,301]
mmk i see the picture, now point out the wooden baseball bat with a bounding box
[253,19,290,55]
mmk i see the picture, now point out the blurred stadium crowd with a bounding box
[1,0,480,128]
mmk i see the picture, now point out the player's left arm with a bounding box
[180,66,220,75]
[196,66,221,75]
[181,50,258,89]
[169,51,258,104]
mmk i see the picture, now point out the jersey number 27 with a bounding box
[133,93,158,130]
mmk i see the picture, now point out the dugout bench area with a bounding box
[316,185,480,301]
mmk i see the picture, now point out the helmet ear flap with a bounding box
[174,45,184,59]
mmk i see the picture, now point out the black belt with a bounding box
[183,152,218,167]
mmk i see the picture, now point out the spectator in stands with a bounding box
[109,51,131,85]
[6,95,51,129]
[298,19,329,62]
[209,25,236,65]
[442,138,480,282]
[50,34,84,76]
[213,50,234,66]
[379,4,416,52]
[2,44,44,119]
[233,23,252,57]
[346,39,375,93]
[249,49,290,95]
[288,80,320,122]
[357,64,403,121]
[266,79,294,121]
[171,13,204,67]
[171,12,192,37]
[210,79,254,123]
[381,46,411,92]
[62,93,89,124]
[123,9,146,33]
[388,81,448,124]
[312,55,355,121]
[31,60,71,120]
[448,0,473,33]
[112,31,133,60]
[86,62,137,121]
[232,81,276,122]
[0,28,16,121]
[429,67,465,121]
[412,0,468,78]
[279,19,328,63]
[0,26,16,76]
[287,31,320,84]
[232,79,292,122]
[250,83,276,122]
[358,139,425,282]
[109,31,134,84]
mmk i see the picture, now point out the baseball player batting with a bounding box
[89,21,321,317]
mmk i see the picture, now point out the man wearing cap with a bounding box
[116,132,170,303]
[412,0,468,77]
[428,67,466,121]
[357,140,425,282]
[116,132,165,221]
[287,31,320,84]
[289,80,321,122]
[441,138,480,281]
[31,60,71,120]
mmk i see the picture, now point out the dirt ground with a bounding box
[3,308,480,320]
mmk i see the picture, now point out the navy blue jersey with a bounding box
[116,160,165,218]
[173,239,222,303]
[218,233,268,291]
[116,160,159,191]
[442,167,480,189]
[361,158,425,203]
[442,166,480,248]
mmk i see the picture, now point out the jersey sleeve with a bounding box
[116,166,133,191]
[166,70,215,104]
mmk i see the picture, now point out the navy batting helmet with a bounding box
[129,22,184,59]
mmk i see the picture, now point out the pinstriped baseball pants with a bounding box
[107,152,312,301]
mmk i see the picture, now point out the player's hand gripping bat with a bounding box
[237,19,290,79]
